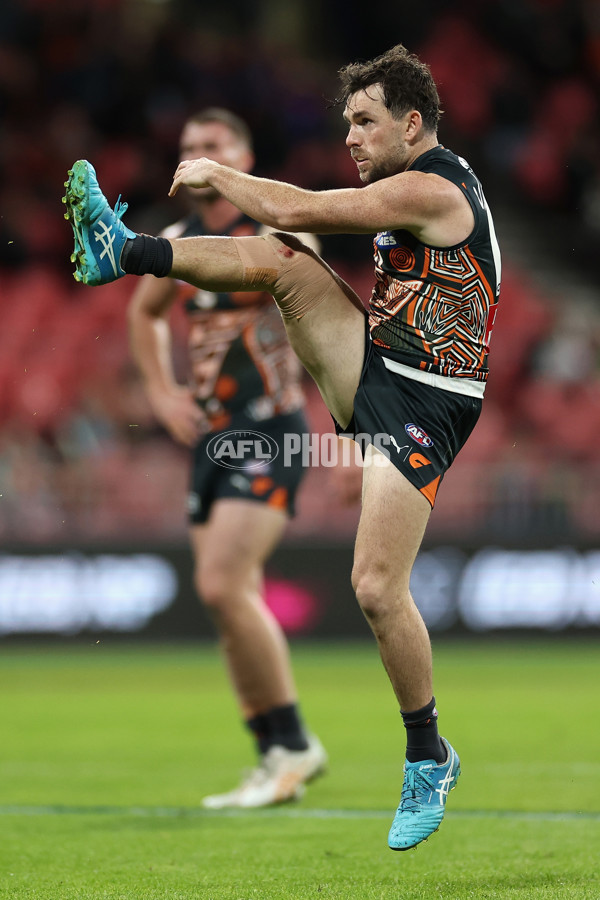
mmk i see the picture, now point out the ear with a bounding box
[405,110,423,141]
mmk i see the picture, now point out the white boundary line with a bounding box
[0,805,598,822]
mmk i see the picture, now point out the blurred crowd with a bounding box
[1,0,600,545]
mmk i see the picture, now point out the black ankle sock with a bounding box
[265,703,309,752]
[121,235,173,277]
[401,697,446,764]
[246,703,309,755]
[246,712,270,756]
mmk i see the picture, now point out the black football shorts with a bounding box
[336,339,482,507]
[188,409,308,524]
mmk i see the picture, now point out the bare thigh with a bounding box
[266,234,367,428]
[190,498,289,601]
[353,444,432,601]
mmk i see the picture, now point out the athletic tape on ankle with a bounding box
[233,232,331,320]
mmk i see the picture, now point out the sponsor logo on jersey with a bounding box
[405,423,434,447]
[375,232,398,247]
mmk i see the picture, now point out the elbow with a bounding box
[276,211,304,232]
[262,199,310,233]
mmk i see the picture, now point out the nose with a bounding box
[345,124,360,148]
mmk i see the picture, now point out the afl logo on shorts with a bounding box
[405,423,434,448]
[206,430,279,470]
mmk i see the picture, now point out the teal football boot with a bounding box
[63,159,136,285]
[388,737,460,851]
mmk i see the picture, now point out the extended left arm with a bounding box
[169,158,473,244]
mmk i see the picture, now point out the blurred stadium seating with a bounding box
[1,0,599,546]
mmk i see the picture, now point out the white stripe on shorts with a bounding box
[380,355,486,398]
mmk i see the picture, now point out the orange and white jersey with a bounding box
[166,213,304,432]
[369,146,501,394]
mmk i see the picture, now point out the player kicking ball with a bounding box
[64,43,500,850]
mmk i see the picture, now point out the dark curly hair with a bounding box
[337,44,441,133]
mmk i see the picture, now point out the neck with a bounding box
[406,133,439,169]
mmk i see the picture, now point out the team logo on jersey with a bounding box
[389,247,416,272]
[206,430,279,470]
[405,423,434,448]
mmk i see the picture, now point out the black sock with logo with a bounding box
[401,696,446,764]
[120,235,173,277]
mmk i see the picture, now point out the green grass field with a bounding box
[1,639,599,899]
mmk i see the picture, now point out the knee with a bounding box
[194,563,240,617]
[351,561,408,626]
[351,562,384,623]
[265,233,333,320]
[268,232,312,255]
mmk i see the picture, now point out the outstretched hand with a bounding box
[169,158,218,196]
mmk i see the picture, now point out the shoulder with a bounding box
[411,145,463,174]
[412,147,484,197]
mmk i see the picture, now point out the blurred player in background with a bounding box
[127,108,327,808]
[64,43,500,850]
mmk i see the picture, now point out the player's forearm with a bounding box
[206,166,317,232]
[207,167,382,234]
[128,312,178,396]
[170,158,372,233]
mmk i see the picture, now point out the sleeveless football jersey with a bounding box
[164,213,304,432]
[369,145,501,391]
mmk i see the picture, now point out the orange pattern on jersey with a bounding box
[389,247,415,271]
[173,213,304,430]
[370,242,494,381]
[242,309,304,414]
[188,308,253,403]
[214,374,238,401]
[186,300,304,421]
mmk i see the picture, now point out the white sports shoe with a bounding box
[202,735,327,809]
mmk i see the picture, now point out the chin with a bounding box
[365,167,389,184]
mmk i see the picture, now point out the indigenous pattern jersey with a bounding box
[164,213,304,433]
[370,145,501,385]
